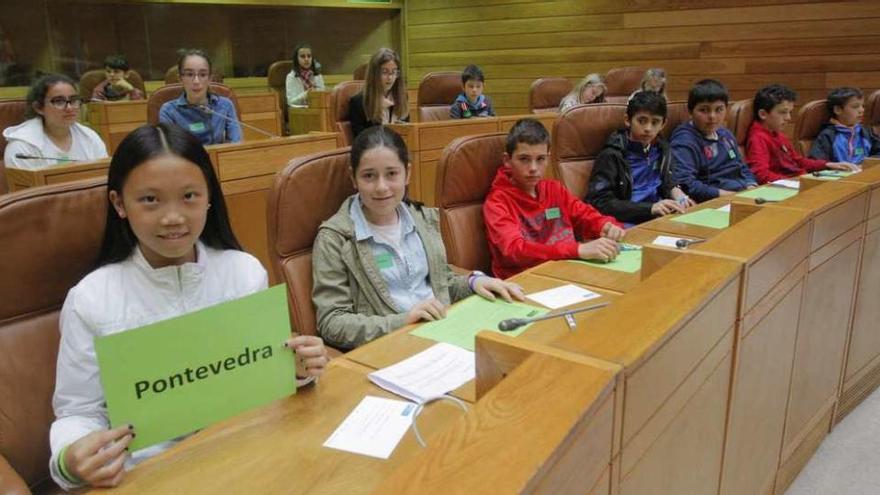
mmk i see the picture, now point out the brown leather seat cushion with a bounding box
[146,83,241,127]
[78,69,146,102]
[662,100,691,141]
[726,99,754,155]
[417,72,461,122]
[530,77,573,113]
[866,89,880,135]
[267,60,294,130]
[329,81,365,146]
[553,103,627,198]
[604,67,645,98]
[794,99,831,156]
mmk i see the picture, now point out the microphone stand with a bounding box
[194,105,278,140]
[498,302,610,332]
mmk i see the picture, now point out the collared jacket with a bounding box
[2,117,107,170]
[587,129,675,224]
[312,195,471,350]
[158,92,242,145]
[808,121,880,165]
[285,70,325,107]
[348,92,408,140]
[670,121,757,202]
[449,93,495,119]
[746,121,826,183]
[50,243,266,490]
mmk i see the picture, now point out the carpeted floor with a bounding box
[786,386,880,494]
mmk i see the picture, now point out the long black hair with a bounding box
[350,125,421,209]
[292,43,321,75]
[95,123,242,267]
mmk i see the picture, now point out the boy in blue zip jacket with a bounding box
[671,79,757,203]
[450,65,495,119]
[809,87,880,165]
[587,91,693,226]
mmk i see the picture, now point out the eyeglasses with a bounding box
[47,96,83,110]
[380,69,400,78]
[181,71,211,81]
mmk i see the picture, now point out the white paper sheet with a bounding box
[771,179,801,189]
[368,343,474,404]
[717,204,732,213]
[323,396,416,459]
[526,284,600,309]
[652,235,687,248]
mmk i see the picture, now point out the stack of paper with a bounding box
[323,396,415,459]
[526,284,600,309]
[771,179,801,189]
[367,343,475,404]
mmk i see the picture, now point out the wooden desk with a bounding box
[389,112,558,207]
[236,90,283,141]
[87,101,147,153]
[5,159,112,192]
[638,196,735,239]
[288,90,332,135]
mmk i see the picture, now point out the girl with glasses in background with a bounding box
[3,74,108,169]
[348,48,409,139]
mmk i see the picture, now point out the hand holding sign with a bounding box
[287,335,329,378]
[64,424,134,488]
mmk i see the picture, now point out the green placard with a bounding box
[736,186,799,201]
[545,207,561,220]
[410,296,548,351]
[569,248,642,273]
[95,285,296,451]
[671,208,730,229]
[802,170,855,181]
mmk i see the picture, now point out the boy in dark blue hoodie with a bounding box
[671,79,757,202]
[809,87,880,165]
[449,65,495,119]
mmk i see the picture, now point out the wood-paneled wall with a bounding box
[404,0,880,115]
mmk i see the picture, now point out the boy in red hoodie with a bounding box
[746,84,857,184]
[483,118,625,279]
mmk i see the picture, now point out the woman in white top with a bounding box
[558,73,607,112]
[285,43,326,107]
[3,74,107,169]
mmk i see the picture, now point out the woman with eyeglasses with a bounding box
[3,74,108,170]
[158,49,241,145]
[348,48,409,140]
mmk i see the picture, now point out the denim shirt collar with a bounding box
[173,91,220,107]
[349,194,416,242]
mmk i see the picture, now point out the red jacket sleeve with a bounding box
[792,148,827,173]
[483,193,580,269]
[560,184,620,239]
[746,131,784,184]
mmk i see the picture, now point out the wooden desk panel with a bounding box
[638,197,734,239]
[289,90,332,135]
[5,159,111,192]
[237,91,283,141]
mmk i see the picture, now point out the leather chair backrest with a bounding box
[604,67,645,98]
[267,60,293,129]
[552,103,627,199]
[436,133,506,274]
[866,89,880,136]
[662,100,691,141]
[353,63,367,81]
[329,81,365,146]
[79,69,146,102]
[165,65,224,84]
[267,148,355,337]
[0,178,107,488]
[793,99,830,156]
[726,99,754,155]
[146,83,241,127]
[0,99,28,167]
[418,72,461,122]
[529,77,573,113]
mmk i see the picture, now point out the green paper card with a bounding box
[375,252,394,270]
[803,170,855,181]
[736,186,799,201]
[188,122,206,132]
[545,207,561,220]
[671,208,730,229]
[95,285,296,451]
[569,248,642,273]
[410,296,548,351]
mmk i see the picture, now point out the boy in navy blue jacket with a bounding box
[809,87,880,165]
[671,79,757,202]
[450,65,495,119]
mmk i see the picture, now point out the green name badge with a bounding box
[95,285,296,451]
[375,252,395,269]
[545,207,561,220]
[188,122,206,132]
[728,148,737,160]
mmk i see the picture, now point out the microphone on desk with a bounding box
[14,153,73,162]
[192,104,279,139]
[498,302,610,332]
[675,238,707,249]
[754,197,780,205]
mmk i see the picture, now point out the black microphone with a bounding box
[193,104,278,139]
[675,238,707,249]
[498,302,610,332]
[14,153,73,162]
[754,197,780,205]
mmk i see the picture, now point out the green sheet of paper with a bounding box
[671,208,730,229]
[95,285,296,451]
[802,170,855,181]
[569,248,642,273]
[410,296,548,351]
[736,186,799,201]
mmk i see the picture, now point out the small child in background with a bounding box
[628,68,666,102]
[450,64,495,119]
[809,87,880,165]
[91,55,144,102]
[559,73,606,111]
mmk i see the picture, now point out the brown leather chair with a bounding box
[726,99,754,155]
[164,65,224,85]
[417,72,462,122]
[352,63,367,81]
[529,77,572,114]
[266,147,354,351]
[793,99,831,156]
[866,89,880,136]
[662,100,691,141]
[604,67,645,99]
[0,99,28,187]
[436,133,506,275]
[78,69,146,102]
[329,81,365,147]
[146,83,241,127]
[267,60,294,135]
[552,103,627,199]
[0,178,107,493]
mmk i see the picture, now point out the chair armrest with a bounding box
[0,454,30,495]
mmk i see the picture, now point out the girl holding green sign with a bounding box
[311,126,525,351]
[49,123,328,490]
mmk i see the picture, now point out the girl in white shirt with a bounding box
[49,123,328,490]
[3,74,107,169]
[285,43,326,107]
